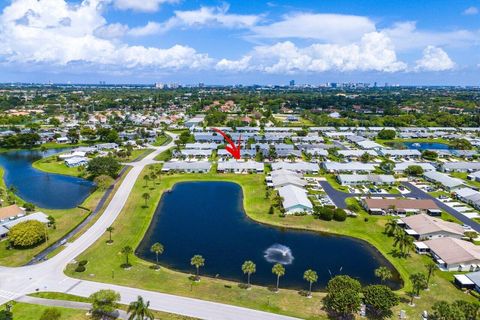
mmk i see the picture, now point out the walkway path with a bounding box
[0,133,297,320]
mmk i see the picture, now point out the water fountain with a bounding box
[264,244,294,265]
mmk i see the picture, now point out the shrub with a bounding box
[23,202,35,212]
[333,208,347,221]
[39,308,61,320]
[319,207,334,221]
[8,220,45,247]
[75,265,86,272]
[78,260,88,266]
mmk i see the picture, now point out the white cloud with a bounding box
[464,6,479,15]
[382,21,479,51]
[217,32,406,74]
[216,56,252,72]
[415,46,455,71]
[113,0,178,12]
[0,0,212,70]
[163,5,261,32]
[127,21,163,37]
[251,13,376,44]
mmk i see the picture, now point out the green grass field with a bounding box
[64,169,477,319]
[7,301,89,320]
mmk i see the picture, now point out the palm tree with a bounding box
[303,269,318,297]
[425,261,437,289]
[241,260,256,288]
[393,232,414,257]
[410,273,427,302]
[143,175,150,187]
[374,266,393,283]
[272,263,285,292]
[191,255,205,278]
[121,246,133,267]
[142,192,150,206]
[127,296,154,320]
[150,242,164,268]
[384,219,400,236]
[106,226,114,243]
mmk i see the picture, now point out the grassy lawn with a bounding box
[28,292,198,319]
[8,302,89,320]
[64,169,477,319]
[324,174,349,192]
[154,148,173,161]
[32,155,86,177]
[153,134,173,146]
[114,148,154,162]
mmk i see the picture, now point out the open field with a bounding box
[65,169,477,319]
[8,302,89,320]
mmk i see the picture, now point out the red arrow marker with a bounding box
[212,128,242,160]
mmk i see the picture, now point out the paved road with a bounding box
[402,182,480,232]
[320,180,480,233]
[0,133,298,320]
[319,181,404,209]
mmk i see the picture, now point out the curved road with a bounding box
[0,134,297,320]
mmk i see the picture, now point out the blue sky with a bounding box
[0,0,479,85]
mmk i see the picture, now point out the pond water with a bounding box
[404,142,450,150]
[137,181,401,290]
[0,148,95,209]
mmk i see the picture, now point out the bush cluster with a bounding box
[314,206,347,222]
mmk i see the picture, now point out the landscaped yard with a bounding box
[8,302,89,320]
[64,169,477,319]
[32,155,86,177]
[153,134,173,146]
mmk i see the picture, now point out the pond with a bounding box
[404,142,450,150]
[0,148,95,209]
[136,181,401,290]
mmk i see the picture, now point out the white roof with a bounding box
[424,171,465,189]
[443,162,480,171]
[394,162,436,172]
[323,162,376,172]
[271,161,319,172]
[356,140,382,149]
[217,160,264,171]
[3,212,49,229]
[278,185,313,211]
[162,161,211,171]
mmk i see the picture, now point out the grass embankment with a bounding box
[65,170,477,319]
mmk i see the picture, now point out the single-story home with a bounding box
[162,161,211,173]
[337,174,395,186]
[425,237,480,272]
[271,162,319,174]
[278,185,313,214]
[217,160,264,174]
[361,198,439,215]
[398,213,464,240]
[323,162,376,173]
[393,162,436,173]
[467,171,480,182]
[423,171,465,190]
[378,149,421,158]
[65,156,89,167]
[441,162,480,173]
[454,187,480,210]
[454,271,480,291]
[0,205,26,225]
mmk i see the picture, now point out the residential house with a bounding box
[278,185,313,214]
[399,213,464,240]
[425,237,480,272]
[361,198,439,215]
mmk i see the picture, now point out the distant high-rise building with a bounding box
[155,82,165,89]
[198,82,205,88]
[289,80,295,86]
